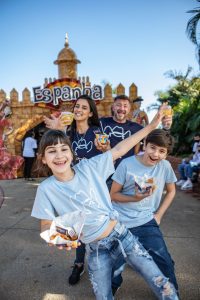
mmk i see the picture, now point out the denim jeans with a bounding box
[86,222,178,300]
[74,241,86,264]
[112,219,178,291]
[178,162,192,179]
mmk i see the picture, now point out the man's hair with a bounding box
[114,95,130,102]
[145,129,174,153]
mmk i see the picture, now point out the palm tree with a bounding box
[186,0,200,68]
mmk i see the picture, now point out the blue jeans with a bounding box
[112,219,178,291]
[86,222,178,300]
[178,162,192,179]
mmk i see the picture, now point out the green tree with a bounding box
[151,68,200,154]
[186,0,200,68]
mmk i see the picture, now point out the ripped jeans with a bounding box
[86,223,179,300]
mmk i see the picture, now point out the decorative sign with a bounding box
[33,81,103,106]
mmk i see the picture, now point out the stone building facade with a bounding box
[0,35,138,177]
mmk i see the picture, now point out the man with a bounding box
[132,96,149,126]
[98,95,143,169]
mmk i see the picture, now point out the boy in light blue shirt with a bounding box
[110,129,179,294]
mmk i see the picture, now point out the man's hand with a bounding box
[162,115,172,130]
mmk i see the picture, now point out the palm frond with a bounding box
[186,12,200,44]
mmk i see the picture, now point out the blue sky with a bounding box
[0,0,199,114]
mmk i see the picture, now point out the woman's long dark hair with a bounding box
[34,129,77,177]
[70,95,100,140]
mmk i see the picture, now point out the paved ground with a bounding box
[0,178,199,300]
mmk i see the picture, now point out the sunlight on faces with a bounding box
[112,99,131,122]
[142,143,167,166]
[73,98,93,121]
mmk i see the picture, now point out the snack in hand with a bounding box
[40,210,85,249]
[60,112,74,126]
[95,133,109,145]
[162,105,173,117]
[134,175,156,194]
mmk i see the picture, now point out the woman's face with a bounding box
[73,99,93,122]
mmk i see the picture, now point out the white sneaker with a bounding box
[181,179,193,190]
[176,179,186,186]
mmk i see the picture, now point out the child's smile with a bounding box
[141,143,167,166]
[42,142,74,180]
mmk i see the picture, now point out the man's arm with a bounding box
[154,182,176,225]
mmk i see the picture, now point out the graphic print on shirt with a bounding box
[127,172,155,208]
[100,123,131,140]
[70,187,104,217]
[72,138,93,156]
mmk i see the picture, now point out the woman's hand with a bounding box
[94,138,111,152]
[44,114,66,130]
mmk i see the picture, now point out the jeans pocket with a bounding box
[152,217,159,226]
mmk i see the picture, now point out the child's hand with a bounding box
[153,213,161,225]
[149,108,164,129]
[48,240,81,251]
[134,186,153,201]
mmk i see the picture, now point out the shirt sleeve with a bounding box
[165,161,177,183]
[87,151,115,181]
[111,160,127,186]
[31,185,56,220]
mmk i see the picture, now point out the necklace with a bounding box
[76,130,88,141]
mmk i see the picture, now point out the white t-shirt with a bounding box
[31,151,118,244]
[23,137,37,157]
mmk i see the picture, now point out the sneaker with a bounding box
[181,179,193,190]
[68,264,84,285]
[176,179,186,186]
[112,286,120,296]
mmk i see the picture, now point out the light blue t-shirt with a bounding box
[111,156,177,228]
[31,151,117,244]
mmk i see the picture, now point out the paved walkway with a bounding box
[0,178,199,300]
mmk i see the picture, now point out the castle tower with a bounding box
[54,33,81,79]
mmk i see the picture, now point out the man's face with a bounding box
[112,99,131,123]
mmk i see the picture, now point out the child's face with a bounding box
[142,143,167,166]
[42,142,74,176]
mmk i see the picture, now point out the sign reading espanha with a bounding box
[33,82,103,106]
